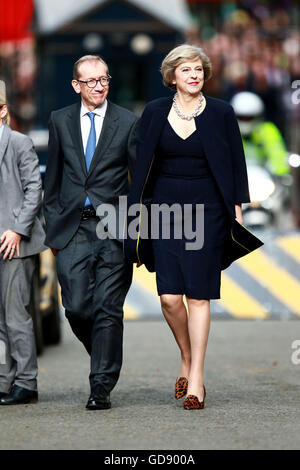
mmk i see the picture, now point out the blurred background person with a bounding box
[0,80,46,406]
[230,91,289,177]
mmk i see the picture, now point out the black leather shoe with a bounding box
[0,392,8,399]
[86,392,111,410]
[0,385,38,405]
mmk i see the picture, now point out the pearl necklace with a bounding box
[173,92,204,121]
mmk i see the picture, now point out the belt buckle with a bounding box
[81,208,90,220]
[81,206,96,220]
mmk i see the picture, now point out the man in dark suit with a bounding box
[43,55,138,410]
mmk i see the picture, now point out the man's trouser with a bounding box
[0,256,38,393]
[56,217,133,394]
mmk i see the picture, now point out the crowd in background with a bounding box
[186,3,300,149]
[1,1,299,151]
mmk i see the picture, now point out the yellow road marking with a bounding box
[133,264,158,295]
[132,265,268,319]
[237,250,300,316]
[124,303,139,320]
[276,235,300,264]
[132,265,189,311]
[218,273,269,319]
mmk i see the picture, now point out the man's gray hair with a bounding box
[73,55,109,79]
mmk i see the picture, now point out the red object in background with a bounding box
[0,0,33,41]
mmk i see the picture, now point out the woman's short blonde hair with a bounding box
[160,44,212,90]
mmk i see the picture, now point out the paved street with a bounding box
[0,318,299,450]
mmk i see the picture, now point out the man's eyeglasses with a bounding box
[77,76,112,88]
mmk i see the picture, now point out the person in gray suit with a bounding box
[0,81,46,405]
[43,55,138,410]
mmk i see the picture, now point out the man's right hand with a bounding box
[51,248,58,257]
[0,230,22,260]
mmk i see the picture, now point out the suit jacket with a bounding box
[43,100,138,249]
[0,124,46,258]
[123,95,262,271]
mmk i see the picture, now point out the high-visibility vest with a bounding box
[242,121,289,176]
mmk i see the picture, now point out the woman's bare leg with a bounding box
[185,298,210,401]
[160,294,191,378]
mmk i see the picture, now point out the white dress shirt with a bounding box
[80,100,108,154]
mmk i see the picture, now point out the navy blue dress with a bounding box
[152,117,229,299]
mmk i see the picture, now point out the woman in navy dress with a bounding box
[124,45,251,409]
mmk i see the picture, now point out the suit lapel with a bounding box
[129,98,172,204]
[148,100,171,142]
[195,97,217,164]
[0,124,10,168]
[87,101,119,178]
[66,102,87,176]
[195,96,235,219]
[142,98,172,173]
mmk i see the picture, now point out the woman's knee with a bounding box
[160,294,183,312]
[186,298,209,309]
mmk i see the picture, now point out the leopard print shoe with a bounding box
[175,377,188,400]
[183,386,206,410]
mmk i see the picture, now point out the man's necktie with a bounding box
[84,112,96,207]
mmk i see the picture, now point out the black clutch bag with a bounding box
[221,219,264,270]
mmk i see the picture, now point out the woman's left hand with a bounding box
[0,230,22,260]
[235,204,243,225]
